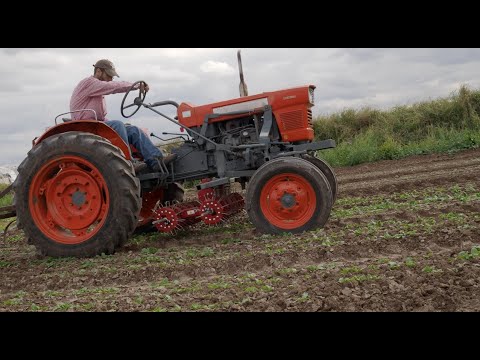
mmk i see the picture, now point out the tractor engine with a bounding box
[170,85,318,182]
[218,118,259,147]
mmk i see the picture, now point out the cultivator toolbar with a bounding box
[0,184,16,241]
[0,184,15,220]
[153,182,245,233]
[153,201,203,232]
[200,193,245,226]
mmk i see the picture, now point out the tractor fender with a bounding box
[34,120,131,160]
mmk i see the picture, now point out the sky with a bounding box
[1,48,480,166]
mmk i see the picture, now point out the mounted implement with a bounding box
[0,184,15,220]
[13,51,338,257]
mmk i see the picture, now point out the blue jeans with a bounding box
[105,120,163,168]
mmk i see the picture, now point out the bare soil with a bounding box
[1,148,479,312]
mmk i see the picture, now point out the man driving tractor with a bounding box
[69,59,177,172]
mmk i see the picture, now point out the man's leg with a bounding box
[105,120,146,172]
[105,120,130,153]
[125,125,166,170]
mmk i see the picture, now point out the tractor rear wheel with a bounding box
[14,131,141,258]
[246,157,333,234]
[301,154,338,204]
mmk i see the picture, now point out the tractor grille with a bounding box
[307,110,313,128]
[280,110,303,131]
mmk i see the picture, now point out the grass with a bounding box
[457,246,480,261]
[0,184,13,207]
[314,85,480,167]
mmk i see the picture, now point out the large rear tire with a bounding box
[301,154,338,204]
[13,131,141,258]
[246,157,333,234]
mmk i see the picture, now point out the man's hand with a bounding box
[140,82,149,94]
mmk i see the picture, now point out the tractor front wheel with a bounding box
[301,154,338,204]
[14,131,141,258]
[246,157,333,234]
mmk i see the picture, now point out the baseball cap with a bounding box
[93,59,120,78]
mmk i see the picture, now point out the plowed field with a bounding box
[1,149,479,312]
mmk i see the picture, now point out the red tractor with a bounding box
[9,53,337,258]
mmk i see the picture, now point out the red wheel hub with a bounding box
[153,208,179,232]
[260,173,316,230]
[200,200,224,225]
[29,156,110,244]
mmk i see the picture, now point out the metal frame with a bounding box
[137,101,335,186]
[54,109,98,124]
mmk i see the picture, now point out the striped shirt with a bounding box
[70,76,136,121]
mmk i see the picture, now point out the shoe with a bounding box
[150,154,178,172]
[163,153,178,166]
[132,160,147,173]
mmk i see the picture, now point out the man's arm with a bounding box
[85,78,139,97]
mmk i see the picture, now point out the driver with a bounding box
[69,59,177,173]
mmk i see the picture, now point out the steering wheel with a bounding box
[121,80,148,118]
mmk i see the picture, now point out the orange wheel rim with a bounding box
[29,156,110,245]
[260,173,316,230]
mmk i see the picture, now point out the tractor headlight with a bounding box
[308,87,315,105]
